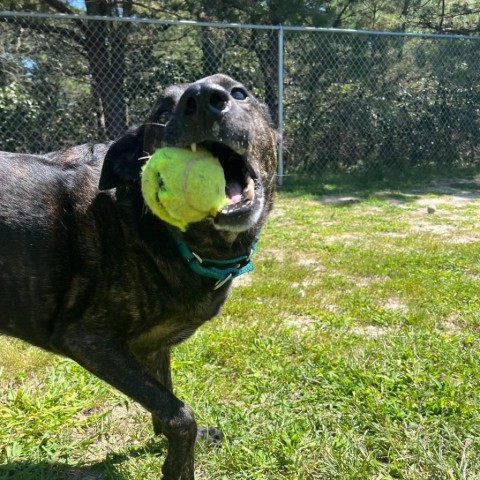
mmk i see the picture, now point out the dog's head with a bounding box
[99,74,277,235]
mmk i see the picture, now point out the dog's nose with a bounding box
[180,83,231,121]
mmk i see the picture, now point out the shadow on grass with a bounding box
[0,439,163,480]
[280,165,480,203]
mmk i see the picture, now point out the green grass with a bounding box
[2,174,480,479]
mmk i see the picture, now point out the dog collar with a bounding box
[170,234,257,290]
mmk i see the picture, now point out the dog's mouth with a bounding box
[190,141,262,226]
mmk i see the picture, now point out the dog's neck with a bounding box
[177,223,260,262]
[168,230,259,289]
[122,187,262,286]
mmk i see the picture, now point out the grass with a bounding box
[2,172,480,479]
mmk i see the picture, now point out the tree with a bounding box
[2,0,137,140]
[1,0,478,172]
[324,0,480,34]
[174,0,331,124]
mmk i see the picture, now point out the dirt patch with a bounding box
[381,297,408,312]
[409,223,453,235]
[325,233,362,244]
[410,178,480,202]
[319,195,364,205]
[374,192,418,204]
[441,320,462,334]
[232,275,253,288]
[415,196,480,208]
[437,314,463,334]
[347,275,390,287]
[449,234,480,244]
[372,232,408,239]
[284,314,316,335]
[71,401,149,462]
[295,252,326,271]
[322,304,341,313]
[259,248,286,262]
[408,219,480,243]
[351,325,396,339]
[270,205,286,218]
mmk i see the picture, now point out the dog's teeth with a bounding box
[244,178,255,201]
[191,143,197,152]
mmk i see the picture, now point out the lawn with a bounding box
[1,174,480,479]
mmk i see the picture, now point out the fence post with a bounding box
[277,25,284,187]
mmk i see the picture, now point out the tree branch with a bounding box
[129,1,184,20]
[333,0,357,28]
[0,15,85,46]
[42,0,75,15]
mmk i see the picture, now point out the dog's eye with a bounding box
[231,88,248,101]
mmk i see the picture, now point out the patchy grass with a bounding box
[2,175,480,479]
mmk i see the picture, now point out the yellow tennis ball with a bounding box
[141,147,228,231]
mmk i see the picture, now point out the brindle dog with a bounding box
[0,74,277,479]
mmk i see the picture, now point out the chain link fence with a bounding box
[1,12,480,181]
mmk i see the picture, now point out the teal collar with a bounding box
[170,234,257,289]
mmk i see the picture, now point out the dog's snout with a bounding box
[163,75,254,153]
[180,84,230,120]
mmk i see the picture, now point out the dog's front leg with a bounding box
[138,348,174,436]
[54,326,196,480]
[140,348,223,446]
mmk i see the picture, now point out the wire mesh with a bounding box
[1,12,479,178]
[284,30,480,175]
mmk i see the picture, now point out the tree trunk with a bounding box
[252,28,279,127]
[83,19,129,140]
[200,27,222,76]
[39,0,130,140]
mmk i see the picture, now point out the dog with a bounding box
[0,74,277,479]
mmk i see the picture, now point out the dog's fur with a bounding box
[0,74,277,479]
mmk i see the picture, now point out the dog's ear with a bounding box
[99,125,147,191]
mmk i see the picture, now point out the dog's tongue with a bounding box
[226,181,243,204]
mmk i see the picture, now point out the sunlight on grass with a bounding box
[0,338,53,382]
[1,176,480,479]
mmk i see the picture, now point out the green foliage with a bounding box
[0,0,478,172]
[0,16,97,151]
[325,0,480,34]
[284,31,480,175]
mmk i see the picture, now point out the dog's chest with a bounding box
[129,290,225,351]
[108,250,228,345]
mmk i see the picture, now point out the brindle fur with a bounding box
[0,74,277,480]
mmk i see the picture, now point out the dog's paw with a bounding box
[196,426,223,445]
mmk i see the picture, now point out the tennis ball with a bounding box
[141,147,228,231]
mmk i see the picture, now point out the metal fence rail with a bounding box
[1,11,480,181]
